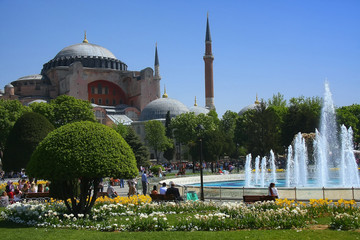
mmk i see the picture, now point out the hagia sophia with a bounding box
[0,16,219,125]
[0,15,257,154]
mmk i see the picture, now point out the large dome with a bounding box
[54,43,117,59]
[140,98,189,121]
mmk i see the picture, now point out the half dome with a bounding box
[140,98,189,121]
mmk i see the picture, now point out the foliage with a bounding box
[220,110,239,158]
[144,120,171,163]
[235,102,283,156]
[112,122,129,138]
[282,96,321,147]
[163,111,175,161]
[124,127,150,168]
[268,92,287,107]
[149,165,165,175]
[26,121,138,215]
[2,112,54,171]
[336,104,360,143]
[0,100,30,159]
[30,95,95,128]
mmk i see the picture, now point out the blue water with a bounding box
[188,178,341,187]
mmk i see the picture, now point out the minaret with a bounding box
[154,43,161,98]
[203,13,215,110]
[154,43,161,80]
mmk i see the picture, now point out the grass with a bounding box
[0,219,359,240]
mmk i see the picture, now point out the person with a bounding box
[151,185,158,195]
[159,182,167,195]
[37,184,43,193]
[29,182,37,193]
[21,183,29,197]
[44,182,50,193]
[165,181,183,201]
[13,189,22,202]
[218,168,224,175]
[5,181,14,193]
[127,179,136,197]
[141,170,148,195]
[107,181,118,198]
[119,179,124,188]
[158,167,163,178]
[268,183,279,198]
[0,191,9,207]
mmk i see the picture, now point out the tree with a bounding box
[31,95,95,128]
[2,112,54,171]
[125,127,151,168]
[234,101,282,156]
[268,92,287,107]
[112,122,129,138]
[0,100,30,159]
[282,96,321,147]
[27,121,137,215]
[220,110,239,158]
[144,120,171,163]
[336,104,360,143]
[163,111,175,161]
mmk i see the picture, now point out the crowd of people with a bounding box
[0,179,50,207]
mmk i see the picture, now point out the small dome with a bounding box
[54,43,117,59]
[189,106,209,116]
[5,83,14,88]
[140,98,189,121]
[26,99,48,106]
[238,103,260,115]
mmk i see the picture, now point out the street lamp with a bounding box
[196,124,205,201]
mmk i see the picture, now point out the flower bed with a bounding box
[1,197,359,231]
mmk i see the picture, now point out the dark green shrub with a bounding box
[3,112,54,171]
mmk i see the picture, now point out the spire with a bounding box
[155,42,159,66]
[255,93,260,104]
[194,96,198,106]
[154,42,161,81]
[162,85,168,98]
[205,12,212,42]
[83,31,89,43]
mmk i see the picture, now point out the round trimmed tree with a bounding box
[3,112,54,172]
[27,121,138,215]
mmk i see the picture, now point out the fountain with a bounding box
[244,81,360,188]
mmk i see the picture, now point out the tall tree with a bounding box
[220,110,239,158]
[145,120,171,163]
[0,99,30,159]
[163,111,175,161]
[125,127,151,168]
[3,112,54,171]
[235,101,282,156]
[282,96,321,147]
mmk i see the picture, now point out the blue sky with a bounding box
[0,0,359,117]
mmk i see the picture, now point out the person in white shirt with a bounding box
[268,182,279,198]
[159,182,167,195]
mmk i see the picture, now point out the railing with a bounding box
[174,186,360,202]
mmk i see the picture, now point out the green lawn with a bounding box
[1,219,359,240]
